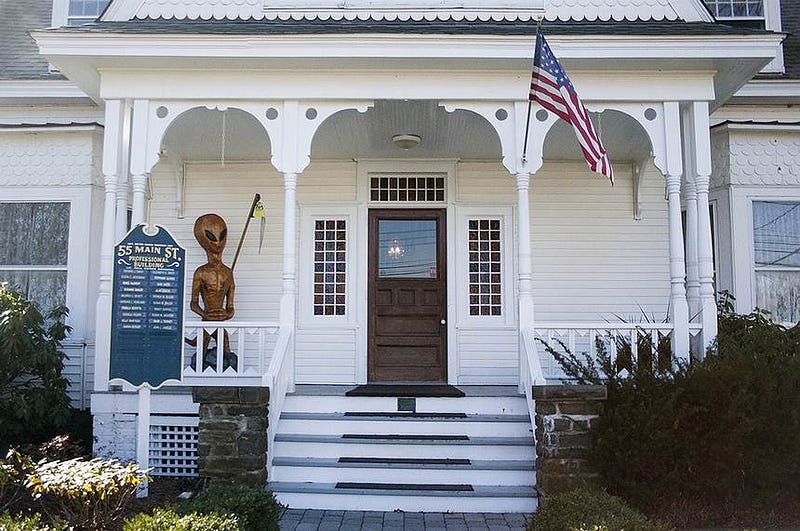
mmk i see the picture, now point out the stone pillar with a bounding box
[533,385,607,495]
[193,387,270,486]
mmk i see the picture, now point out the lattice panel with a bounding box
[314,219,347,316]
[370,174,446,202]
[149,419,199,477]
[468,219,502,316]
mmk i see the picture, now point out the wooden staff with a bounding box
[231,193,260,271]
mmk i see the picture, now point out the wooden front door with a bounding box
[368,209,447,382]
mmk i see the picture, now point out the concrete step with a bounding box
[271,456,536,485]
[272,434,536,460]
[268,482,539,513]
[278,412,533,437]
[283,394,527,416]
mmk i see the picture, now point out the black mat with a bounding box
[339,457,471,465]
[341,434,469,441]
[344,411,467,418]
[336,482,473,492]
[345,384,465,397]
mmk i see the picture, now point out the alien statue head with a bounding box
[193,213,228,259]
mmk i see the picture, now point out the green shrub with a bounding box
[545,295,800,516]
[124,508,240,531]
[527,487,670,531]
[27,457,148,529]
[0,512,66,531]
[0,449,35,512]
[175,486,284,531]
[0,286,72,449]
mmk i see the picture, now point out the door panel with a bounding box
[368,209,447,382]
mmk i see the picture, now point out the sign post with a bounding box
[109,225,186,497]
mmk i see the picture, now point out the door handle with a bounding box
[437,319,447,334]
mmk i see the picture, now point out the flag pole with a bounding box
[522,19,543,165]
[232,193,260,271]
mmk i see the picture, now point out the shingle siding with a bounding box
[0,0,62,80]
[782,1,800,79]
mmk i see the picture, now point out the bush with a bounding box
[27,457,148,529]
[175,486,284,531]
[124,508,240,531]
[0,512,66,531]
[0,286,73,449]
[0,449,35,512]
[546,295,800,523]
[527,487,669,531]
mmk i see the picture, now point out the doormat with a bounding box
[345,384,465,397]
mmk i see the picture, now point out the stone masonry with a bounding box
[533,385,607,496]
[192,386,269,486]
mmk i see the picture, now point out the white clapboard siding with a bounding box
[149,162,285,322]
[456,161,516,203]
[295,328,358,384]
[457,328,518,385]
[531,161,670,322]
[62,342,86,408]
[298,161,358,203]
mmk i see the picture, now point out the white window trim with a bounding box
[0,187,95,341]
[455,206,516,329]
[298,205,357,327]
[51,0,111,27]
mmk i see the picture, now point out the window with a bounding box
[67,0,110,25]
[468,219,502,316]
[753,201,800,323]
[369,174,446,203]
[313,219,347,316]
[0,203,70,312]
[704,0,764,27]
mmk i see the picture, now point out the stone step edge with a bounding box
[268,481,539,499]
[271,457,536,471]
[280,412,531,423]
[274,434,535,445]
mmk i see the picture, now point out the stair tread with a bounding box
[274,434,535,445]
[280,412,530,422]
[272,456,536,470]
[268,481,538,498]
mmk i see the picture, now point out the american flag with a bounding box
[530,30,614,184]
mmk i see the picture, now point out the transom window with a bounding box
[0,202,70,312]
[370,174,446,203]
[753,201,800,323]
[67,0,110,25]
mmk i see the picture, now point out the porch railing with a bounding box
[519,327,546,433]
[532,322,699,381]
[264,327,294,478]
[182,321,281,386]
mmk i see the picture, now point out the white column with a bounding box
[666,173,690,358]
[93,100,125,392]
[691,101,718,353]
[664,102,690,359]
[129,100,150,227]
[115,100,132,239]
[681,106,700,318]
[516,172,534,331]
[281,172,298,329]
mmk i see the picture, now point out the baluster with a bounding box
[258,329,266,374]
[237,329,245,373]
[589,329,597,360]
[215,326,224,372]
[547,330,554,377]
[195,328,203,372]
[630,329,639,366]
[568,330,576,360]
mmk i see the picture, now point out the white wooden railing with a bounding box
[264,327,294,478]
[519,327,546,432]
[182,321,281,386]
[532,322,701,381]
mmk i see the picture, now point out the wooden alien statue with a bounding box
[190,213,237,371]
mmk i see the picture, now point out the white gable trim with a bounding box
[101,0,146,22]
[669,0,714,23]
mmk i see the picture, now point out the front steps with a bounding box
[267,385,538,513]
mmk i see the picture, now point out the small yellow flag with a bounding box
[253,199,265,218]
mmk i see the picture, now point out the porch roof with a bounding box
[45,19,769,37]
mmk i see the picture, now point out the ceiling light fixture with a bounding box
[392,134,421,150]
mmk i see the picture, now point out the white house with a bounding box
[0,0,792,512]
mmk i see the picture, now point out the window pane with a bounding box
[67,0,110,25]
[0,203,69,266]
[755,271,800,323]
[0,270,67,311]
[753,202,800,267]
[378,220,437,278]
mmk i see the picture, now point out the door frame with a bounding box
[367,208,448,382]
[355,160,459,385]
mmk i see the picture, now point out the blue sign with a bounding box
[110,225,185,388]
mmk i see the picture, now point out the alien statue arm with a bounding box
[190,269,206,319]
